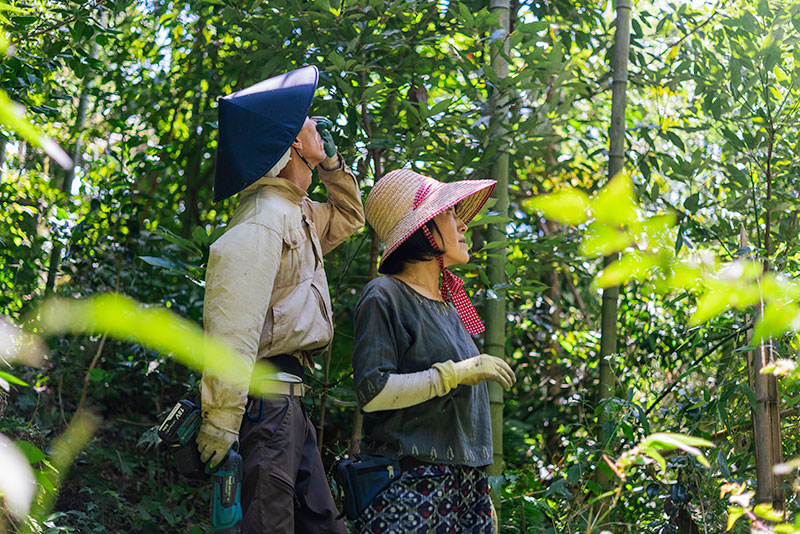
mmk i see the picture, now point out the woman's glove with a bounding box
[196,420,238,469]
[312,117,338,158]
[361,354,515,412]
[433,354,515,391]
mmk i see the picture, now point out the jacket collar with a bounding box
[242,176,307,205]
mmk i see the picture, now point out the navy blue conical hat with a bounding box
[213,65,319,202]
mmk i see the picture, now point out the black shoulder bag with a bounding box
[333,454,401,520]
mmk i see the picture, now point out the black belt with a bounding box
[399,457,433,472]
[268,353,305,379]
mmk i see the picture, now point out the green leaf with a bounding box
[468,214,512,228]
[35,294,278,397]
[329,51,346,70]
[642,432,713,450]
[139,256,178,270]
[717,450,731,478]
[664,130,685,151]
[480,240,508,251]
[0,89,72,169]
[361,84,384,104]
[523,189,590,225]
[753,503,783,522]
[543,478,573,500]
[591,172,637,226]
[690,286,731,325]
[515,21,549,35]
[684,192,700,213]
[458,3,475,28]
[727,507,745,531]
[155,228,202,255]
[11,15,37,25]
[191,226,207,247]
[640,446,667,471]
[430,99,452,115]
[0,370,28,387]
[35,469,56,494]
[740,383,758,411]
[579,223,633,257]
[640,433,712,467]
[752,301,798,342]
[594,252,656,288]
[16,440,46,464]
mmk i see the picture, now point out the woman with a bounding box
[352,168,516,533]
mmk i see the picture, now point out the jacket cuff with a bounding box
[319,153,343,172]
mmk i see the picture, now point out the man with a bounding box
[196,65,364,533]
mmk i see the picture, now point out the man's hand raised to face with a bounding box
[312,117,337,158]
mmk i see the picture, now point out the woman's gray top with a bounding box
[352,275,492,467]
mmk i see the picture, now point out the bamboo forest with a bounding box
[1,0,800,532]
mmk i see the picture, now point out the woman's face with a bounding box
[432,206,469,268]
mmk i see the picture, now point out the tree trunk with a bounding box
[748,126,783,507]
[486,0,510,491]
[598,0,632,487]
[0,137,6,179]
[346,71,385,455]
[44,57,93,296]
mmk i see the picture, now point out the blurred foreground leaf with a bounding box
[641,432,713,468]
[0,433,36,520]
[0,316,44,366]
[32,294,276,395]
[22,411,99,533]
[592,172,637,226]
[524,189,590,225]
[0,88,72,169]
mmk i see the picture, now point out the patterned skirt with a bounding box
[354,464,494,534]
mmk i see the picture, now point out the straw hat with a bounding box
[366,168,496,270]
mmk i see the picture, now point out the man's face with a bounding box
[296,117,326,167]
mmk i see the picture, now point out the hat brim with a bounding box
[213,65,319,202]
[378,179,496,271]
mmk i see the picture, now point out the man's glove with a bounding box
[312,116,337,158]
[196,421,238,470]
[433,354,516,391]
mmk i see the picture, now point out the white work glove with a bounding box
[361,354,515,413]
[433,354,515,390]
[196,420,238,469]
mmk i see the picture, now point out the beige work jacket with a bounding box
[200,155,364,434]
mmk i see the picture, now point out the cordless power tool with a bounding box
[158,399,243,534]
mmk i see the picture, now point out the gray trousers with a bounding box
[239,395,346,534]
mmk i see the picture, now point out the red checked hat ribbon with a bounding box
[422,226,485,335]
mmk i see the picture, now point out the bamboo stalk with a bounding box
[597,0,632,492]
[486,0,510,486]
[747,125,783,507]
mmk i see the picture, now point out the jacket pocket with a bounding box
[271,278,333,354]
[275,227,305,288]
[310,277,333,342]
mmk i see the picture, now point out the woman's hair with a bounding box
[379,219,446,275]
